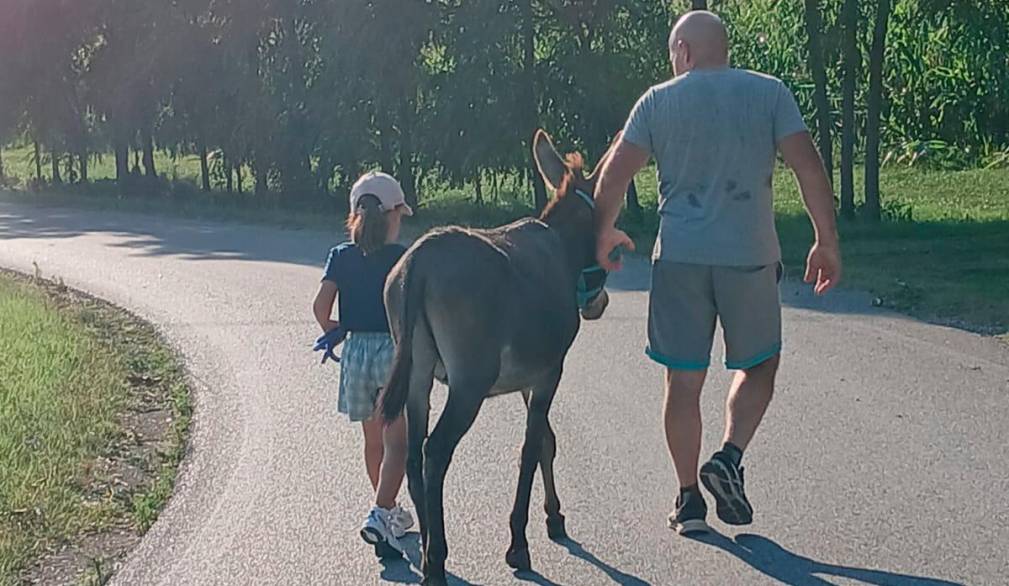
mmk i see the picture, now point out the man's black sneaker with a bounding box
[700,452,754,525]
[667,489,710,535]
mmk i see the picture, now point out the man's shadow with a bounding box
[691,531,965,586]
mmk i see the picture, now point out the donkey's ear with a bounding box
[533,129,567,191]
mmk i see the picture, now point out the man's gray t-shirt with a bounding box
[623,67,807,266]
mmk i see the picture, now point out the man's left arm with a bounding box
[593,139,650,270]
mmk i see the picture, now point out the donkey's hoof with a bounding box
[421,575,448,586]
[506,547,532,571]
[546,515,567,541]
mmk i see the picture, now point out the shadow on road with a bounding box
[691,531,964,586]
[556,537,651,585]
[381,533,477,586]
[512,537,652,586]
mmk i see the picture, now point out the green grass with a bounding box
[0,274,191,585]
[1,143,205,188]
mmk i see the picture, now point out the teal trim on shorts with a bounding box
[645,347,710,371]
[725,343,782,370]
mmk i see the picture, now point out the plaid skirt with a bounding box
[338,332,395,422]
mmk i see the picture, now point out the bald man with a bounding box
[593,11,841,534]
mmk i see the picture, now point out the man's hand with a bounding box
[596,226,636,271]
[804,242,841,295]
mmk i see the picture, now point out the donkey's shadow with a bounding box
[514,537,652,586]
[382,533,650,586]
[380,533,475,586]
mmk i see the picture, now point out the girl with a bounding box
[312,171,414,553]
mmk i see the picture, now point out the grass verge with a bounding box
[0,271,191,586]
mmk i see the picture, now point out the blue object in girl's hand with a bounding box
[314,326,347,364]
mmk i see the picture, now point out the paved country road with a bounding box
[2,201,1007,586]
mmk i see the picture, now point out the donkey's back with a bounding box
[383,219,580,408]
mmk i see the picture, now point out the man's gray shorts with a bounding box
[647,260,782,371]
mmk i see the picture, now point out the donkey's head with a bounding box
[533,129,620,321]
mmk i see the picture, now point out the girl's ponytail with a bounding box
[347,194,389,256]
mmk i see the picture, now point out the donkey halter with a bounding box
[571,187,610,311]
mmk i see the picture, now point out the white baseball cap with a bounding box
[350,171,413,216]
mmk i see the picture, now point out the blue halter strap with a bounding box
[570,187,615,310]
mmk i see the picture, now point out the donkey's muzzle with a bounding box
[580,288,609,321]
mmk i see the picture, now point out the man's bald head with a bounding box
[669,11,729,75]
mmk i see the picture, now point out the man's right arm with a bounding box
[778,131,842,295]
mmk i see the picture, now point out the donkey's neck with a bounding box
[545,215,594,276]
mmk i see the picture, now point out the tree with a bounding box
[864,0,891,223]
[839,0,859,219]
[519,0,548,212]
[804,0,833,182]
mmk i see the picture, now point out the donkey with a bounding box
[380,129,621,585]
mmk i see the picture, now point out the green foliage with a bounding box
[0,0,1006,202]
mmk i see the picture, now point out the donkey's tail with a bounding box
[381,257,424,423]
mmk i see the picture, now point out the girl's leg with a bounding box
[362,418,384,491]
[375,414,407,509]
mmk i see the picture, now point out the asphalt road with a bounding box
[2,201,1007,586]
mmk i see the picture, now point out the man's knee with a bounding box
[743,352,780,378]
[664,368,706,402]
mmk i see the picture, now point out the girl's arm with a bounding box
[313,281,340,332]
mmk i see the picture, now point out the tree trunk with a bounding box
[78,151,88,183]
[198,138,211,192]
[474,172,483,204]
[626,178,643,219]
[378,119,395,175]
[255,159,268,196]
[0,146,5,182]
[224,151,233,193]
[34,141,42,183]
[114,138,129,192]
[398,98,418,210]
[839,0,859,220]
[864,0,891,223]
[519,0,547,212]
[691,0,708,9]
[237,163,244,195]
[804,0,834,182]
[141,125,157,178]
[51,151,62,184]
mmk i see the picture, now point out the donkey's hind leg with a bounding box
[540,417,567,540]
[507,368,563,571]
[521,390,567,541]
[405,380,432,553]
[421,380,489,586]
[404,335,437,561]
